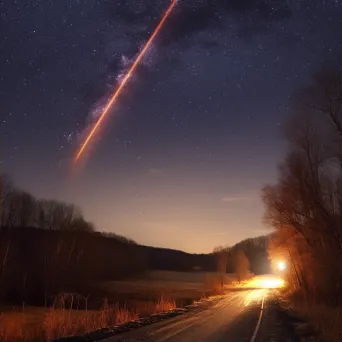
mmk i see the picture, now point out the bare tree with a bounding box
[70,217,94,232]
[213,246,229,287]
[37,200,82,231]
[0,174,15,229]
[233,249,250,283]
[16,191,36,227]
[263,65,342,306]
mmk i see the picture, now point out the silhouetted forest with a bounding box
[263,64,342,307]
[230,236,270,274]
[140,245,216,272]
[0,173,269,306]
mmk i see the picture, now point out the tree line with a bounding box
[212,236,270,285]
[0,174,94,232]
[263,64,342,306]
[0,175,145,306]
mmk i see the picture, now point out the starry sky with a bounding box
[1,0,341,253]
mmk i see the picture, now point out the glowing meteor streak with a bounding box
[75,0,178,162]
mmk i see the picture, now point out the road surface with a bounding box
[103,287,298,342]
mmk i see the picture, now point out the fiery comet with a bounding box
[75,0,178,163]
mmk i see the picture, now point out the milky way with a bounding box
[75,0,178,162]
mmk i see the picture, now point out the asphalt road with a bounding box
[103,288,293,342]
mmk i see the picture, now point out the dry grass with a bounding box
[284,290,342,341]
[155,294,176,312]
[291,302,342,341]
[0,293,180,342]
[0,312,26,342]
[0,296,138,342]
[309,305,342,340]
[43,298,139,341]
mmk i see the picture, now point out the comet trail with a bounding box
[75,0,178,163]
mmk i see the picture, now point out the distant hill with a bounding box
[138,245,216,272]
[137,234,271,275]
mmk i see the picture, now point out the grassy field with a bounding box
[0,270,235,342]
[100,270,236,305]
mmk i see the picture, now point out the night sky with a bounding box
[1,0,341,253]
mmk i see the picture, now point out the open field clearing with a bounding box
[99,271,236,304]
[0,270,236,342]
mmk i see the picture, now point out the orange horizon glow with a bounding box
[74,0,178,163]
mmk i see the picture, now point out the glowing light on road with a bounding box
[277,261,286,271]
[261,278,284,289]
[75,0,178,163]
[246,276,285,289]
[243,289,266,306]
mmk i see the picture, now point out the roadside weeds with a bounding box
[275,290,341,342]
[0,294,177,342]
[0,278,233,342]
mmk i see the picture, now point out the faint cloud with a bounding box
[221,196,248,203]
[148,168,163,175]
[221,192,256,203]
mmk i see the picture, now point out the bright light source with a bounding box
[277,261,286,271]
